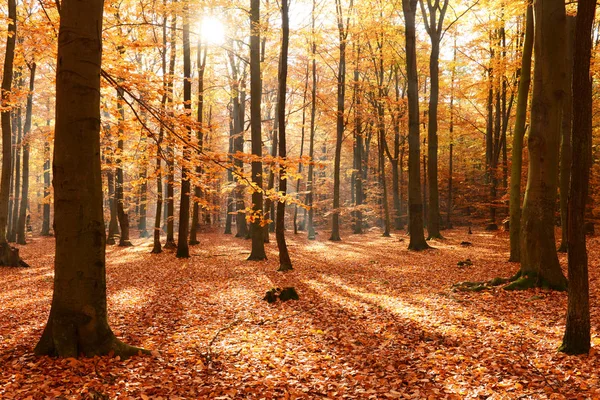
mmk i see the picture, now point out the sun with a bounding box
[200,16,226,46]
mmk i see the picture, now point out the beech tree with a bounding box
[35,0,146,358]
[402,0,428,250]
[0,0,18,264]
[248,0,267,261]
[560,0,596,355]
[508,0,567,291]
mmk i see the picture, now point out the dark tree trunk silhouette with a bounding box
[276,0,292,271]
[176,0,192,258]
[558,16,575,253]
[248,0,266,260]
[402,0,429,250]
[560,0,595,355]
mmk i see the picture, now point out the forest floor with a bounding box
[1,226,600,399]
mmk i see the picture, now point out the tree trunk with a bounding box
[511,0,568,291]
[176,0,192,258]
[17,63,35,245]
[330,0,352,242]
[248,0,267,260]
[164,6,177,250]
[276,0,292,271]
[190,36,207,246]
[0,0,15,245]
[560,0,595,355]
[306,0,317,240]
[115,88,132,247]
[9,105,22,243]
[41,133,51,236]
[403,0,428,250]
[419,0,448,239]
[35,0,147,357]
[508,4,533,262]
[558,16,575,253]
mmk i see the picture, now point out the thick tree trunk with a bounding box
[558,16,575,253]
[508,5,533,262]
[35,0,146,357]
[560,0,595,355]
[248,0,266,260]
[512,0,568,291]
[17,63,35,245]
[403,0,428,250]
[176,1,192,258]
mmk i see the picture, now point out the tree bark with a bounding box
[403,0,429,250]
[508,4,533,262]
[306,0,317,240]
[248,0,267,260]
[512,0,568,291]
[176,0,192,258]
[17,63,35,245]
[560,0,595,355]
[276,0,292,271]
[558,16,575,253]
[35,0,147,357]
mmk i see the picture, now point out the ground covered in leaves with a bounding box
[1,227,600,399]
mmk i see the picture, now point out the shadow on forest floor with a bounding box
[0,227,599,399]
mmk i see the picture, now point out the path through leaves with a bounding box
[1,228,599,399]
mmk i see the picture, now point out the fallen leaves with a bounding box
[0,228,599,398]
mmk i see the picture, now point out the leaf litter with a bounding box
[1,227,599,399]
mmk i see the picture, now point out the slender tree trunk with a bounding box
[176,0,192,258]
[403,0,428,250]
[248,0,267,260]
[35,0,147,357]
[508,4,533,262]
[560,0,595,355]
[511,0,568,291]
[41,127,51,236]
[294,62,309,234]
[164,6,177,249]
[115,88,132,247]
[17,63,35,245]
[330,0,352,242]
[190,36,207,246]
[307,0,317,240]
[0,0,16,245]
[558,16,575,253]
[276,0,292,271]
[9,104,22,243]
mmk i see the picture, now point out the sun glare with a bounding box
[200,17,226,46]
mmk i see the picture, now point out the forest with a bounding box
[0,0,599,397]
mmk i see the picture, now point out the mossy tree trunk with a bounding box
[516,0,567,291]
[35,0,147,358]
